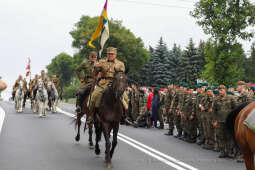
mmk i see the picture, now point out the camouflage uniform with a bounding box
[172,89,183,137]
[134,92,147,126]
[75,59,94,112]
[201,95,214,149]
[158,93,165,129]
[214,95,238,157]
[52,77,62,98]
[179,90,189,139]
[182,93,197,142]
[196,92,206,144]
[91,57,125,108]
[130,88,140,121]
[165,88,175,135]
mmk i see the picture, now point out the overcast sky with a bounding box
[1,0,255,94]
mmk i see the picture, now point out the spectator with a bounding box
[152,87,160,128]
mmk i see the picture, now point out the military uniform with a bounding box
[91,57,125,108]
[75,59,95,112]
[201,94,214,149]
[196,92,206,144]
[165,88,175,135]
[178,90,189,140]
[172,88,182,137]
[214,94,238,158]
[134,91,147,127]
[52,77,61,98]
[130,88,140,121]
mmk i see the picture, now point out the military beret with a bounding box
[213,86,218,90]
[237,81,247,86]
[227,91,234,95]
[250,86,255,91]
[213,90,219,95]
[206,87,212,91]
[138,89,144,94]
[155,87,161,91]
[218,85,226,90]
[201,83,208,86]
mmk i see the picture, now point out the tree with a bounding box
[244,42,255,83]
[201,41,245,85]
[191,0,255,44]
[179,39,199,86]
[150,37,170,87]
[46,53,75,88]
[168,43,183,84]
[191,0,255,86]
[70,16,150,82]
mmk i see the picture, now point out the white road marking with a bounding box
[0,105,6,134]
[57,107,199,170]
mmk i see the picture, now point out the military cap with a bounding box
[213,86,218,90]
[227,91,234,95]
[107,47,117,54]
[218,85,226,90]
[196,83,201,88]
[89,51,97,56]
[213,90,219,95]
[237,81,247,86]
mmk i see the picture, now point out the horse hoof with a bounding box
[106,163,112,169]
[89,145,94,150]
[95,149,100,155]
[75,135,80,142]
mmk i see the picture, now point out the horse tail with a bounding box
[226,102,251,137]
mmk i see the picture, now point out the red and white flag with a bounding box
[26,57,31,77]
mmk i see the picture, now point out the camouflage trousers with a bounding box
[186,117,198,138]
[166,111,174,130]
[203,114,214,145]
[174,110,182,133]
[131,102,139,121]
[196,112,205,140]
[216,122,232,154]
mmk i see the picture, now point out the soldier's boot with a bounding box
[159,122,164,129]
[164,129,173,136]
[174,130,182,138]
[186,136,196,143]
[235,151,244,163]
[213,143,220,152]
[180,132,188,141]
[197,137,205,145]
[218,151,228,158]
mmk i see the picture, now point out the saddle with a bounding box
[244,109,255,133]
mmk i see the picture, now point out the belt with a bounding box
[101,77,114,80]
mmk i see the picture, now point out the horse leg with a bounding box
[75,115,81,142]
[94,121,102,155]
[110,122,119,159]
[102,123,112,168]
[243,151,254,170]
[88,123,94,149]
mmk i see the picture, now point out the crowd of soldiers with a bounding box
[12,70,62,105]
[127,81,255,161]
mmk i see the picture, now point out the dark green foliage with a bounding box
[46,53,75,88]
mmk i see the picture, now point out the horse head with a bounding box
[113,68,128,100]
[38,79,44,91]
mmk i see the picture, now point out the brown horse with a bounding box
[74,93,94,149]
[94,70,128,168]
[226,101,255,170]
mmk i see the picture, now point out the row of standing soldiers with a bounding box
[129,81,255,160]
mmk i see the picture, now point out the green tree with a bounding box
[70,16,150,81]
[191,0,255,86]
[244,42,255,83]
[179,39,199,86]
[150,37,170,87]
[168,44,183,84]
[47,53,75,88]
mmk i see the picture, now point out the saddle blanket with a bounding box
[244,109,255,133]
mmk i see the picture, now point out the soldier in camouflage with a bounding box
[165,84,176,136]
[133,89,147,127]
[130,83,140,122]
[213,85,238,158]
[75,51,97,113]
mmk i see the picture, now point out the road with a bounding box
[0,101,245,170]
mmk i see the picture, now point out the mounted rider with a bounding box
[12,75,27,100]
[52,74,62,100]
[87,47,126,122]
[75,51,97,113]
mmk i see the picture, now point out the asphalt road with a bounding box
[0,101,245,170]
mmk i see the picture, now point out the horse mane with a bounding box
[226,101,251,137]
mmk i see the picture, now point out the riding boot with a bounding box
[86,104,95,125]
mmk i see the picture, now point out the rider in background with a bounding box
[52,74,62,100]
[12,75,23,100]
[75,51,97,114]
